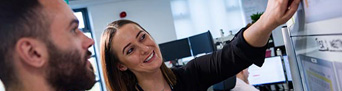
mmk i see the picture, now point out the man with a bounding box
[231,69,259,91]
[0,0,96,91]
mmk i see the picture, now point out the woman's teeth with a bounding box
[144,52,154,63]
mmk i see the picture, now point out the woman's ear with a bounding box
[117,63,128,71]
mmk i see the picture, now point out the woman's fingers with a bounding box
[280,0,290,14]
[257,0,301,29]
[282,0,301,22]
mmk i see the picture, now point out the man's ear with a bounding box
[16,38,48,68]
[117,63,128,71]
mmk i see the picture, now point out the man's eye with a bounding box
[126,48,134,55]
[71,27,78,33]
[72,29,76,33]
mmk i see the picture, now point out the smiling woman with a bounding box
[100,20,176,91]
[100,0,300,90]
[100,19,269,91]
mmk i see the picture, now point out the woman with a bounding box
[100,0,300,90]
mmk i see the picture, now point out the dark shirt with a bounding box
[171,27,267,91]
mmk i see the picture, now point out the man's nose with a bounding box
[82,33,95,50]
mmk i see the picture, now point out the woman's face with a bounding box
[112,23,163,74]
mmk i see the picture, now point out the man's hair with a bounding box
[0,0,50,88]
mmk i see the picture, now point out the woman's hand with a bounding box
[259,0,301,30]
[243,0,300,47]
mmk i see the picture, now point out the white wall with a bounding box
[170,0,246,39]
[86,0,177,47]
[240,0,268,24]
[240,0,285,46]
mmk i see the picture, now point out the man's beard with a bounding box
[45,41,96,90]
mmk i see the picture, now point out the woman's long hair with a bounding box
[100,19,177,91]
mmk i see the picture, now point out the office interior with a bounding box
[1,0,341,91]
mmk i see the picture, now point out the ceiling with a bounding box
[68,0,127,8]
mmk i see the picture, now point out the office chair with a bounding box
[213,75,236,91]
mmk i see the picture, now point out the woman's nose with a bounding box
[139,44,150,55]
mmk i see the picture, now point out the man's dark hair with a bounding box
[0,0,50,88]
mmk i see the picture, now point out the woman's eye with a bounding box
[126,48,134,55]
[140,34,146,40]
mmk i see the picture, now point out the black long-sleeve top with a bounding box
[171,27,267,91]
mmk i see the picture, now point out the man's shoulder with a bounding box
[231,78,259,91]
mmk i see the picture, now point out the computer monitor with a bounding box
[283,55,292,81]
[248,56,286,85]
[158,38,191,61]
[189,31,216,56]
